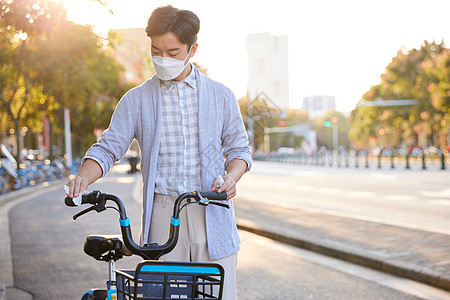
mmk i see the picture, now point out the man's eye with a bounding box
[169,53,179,57]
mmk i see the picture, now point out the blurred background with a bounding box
[0,0,449,182]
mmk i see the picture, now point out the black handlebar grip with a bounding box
[64,197,77,207]
[64,191,101,207]
[198,191,227,200]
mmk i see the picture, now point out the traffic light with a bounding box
[378,128,386,136]
[331,116,339,124]
[325,120,331,127]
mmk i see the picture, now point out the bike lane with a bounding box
[6,165,142,299]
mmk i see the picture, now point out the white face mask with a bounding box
[152,47,192,81]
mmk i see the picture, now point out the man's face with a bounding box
[151,32,197,61]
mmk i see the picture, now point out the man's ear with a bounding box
[189,43,198,58]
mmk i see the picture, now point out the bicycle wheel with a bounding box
[0,176,6,194]
[1,175,12,193]
[81,289,107,300]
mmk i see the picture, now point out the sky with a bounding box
[61,0,450,112]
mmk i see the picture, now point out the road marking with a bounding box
[369,173,398,181]
[117,177,135,183]
[295,206,450,235]
[429,199,450,207]
[293,185,315,191]
[273,182,293,188]
[346,191,376,198]
[419,189,450,198]
[319,187,342,194]
[384,195,417,202]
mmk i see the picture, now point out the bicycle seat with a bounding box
[84,234,124,261]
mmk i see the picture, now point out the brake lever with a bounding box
[196,193,230,209]
[197,192,210,206]
[73,204,107,220]
[209,200,230,209]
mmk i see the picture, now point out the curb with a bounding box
[0,179,66,208]
[235,218,450,292]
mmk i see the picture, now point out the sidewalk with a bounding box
[234,198,450,292]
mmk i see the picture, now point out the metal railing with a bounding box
[253,149,448,171]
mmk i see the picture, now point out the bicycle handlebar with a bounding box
[65,190,229,260]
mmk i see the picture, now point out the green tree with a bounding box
[0,0,67,159]
[33,21,123,156]
[1,0,125,159]
[349,41,449,150]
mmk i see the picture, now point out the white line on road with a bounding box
[346,191,377,198]
[419,189,450,198]
[384,195,417,202]
[295,206,450,235]
[369,173,399,181]
[429,199,450,207]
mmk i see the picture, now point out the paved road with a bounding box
[6,164,437,299]
[8,166,142,299]
[237,161,450,233]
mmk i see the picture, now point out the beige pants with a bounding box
[149,193,238,300]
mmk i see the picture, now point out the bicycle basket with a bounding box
[116,260,224,300]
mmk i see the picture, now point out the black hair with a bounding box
[145,5,200,48]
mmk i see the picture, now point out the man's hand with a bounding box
[65,175,90,199]
[211,175,237,200]
[65,158,102,198]
[210,159,247,201]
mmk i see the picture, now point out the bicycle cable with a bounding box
[106,206,124,219]
[177,199,198,215]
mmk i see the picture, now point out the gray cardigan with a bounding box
[84,66,252,260]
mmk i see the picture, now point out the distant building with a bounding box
[109,28,153,85]
[302,95,336,119]
[246,32,289,109]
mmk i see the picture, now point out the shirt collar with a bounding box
[160,64,196,94]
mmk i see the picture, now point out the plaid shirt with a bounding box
[155,68,202,196]
[85,65,252,258]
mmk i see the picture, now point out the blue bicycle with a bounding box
[65,190,229,300]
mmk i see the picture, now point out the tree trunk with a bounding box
[13,118,22,162]
[48,120,54,159]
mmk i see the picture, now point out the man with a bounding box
[66,5,251,299]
